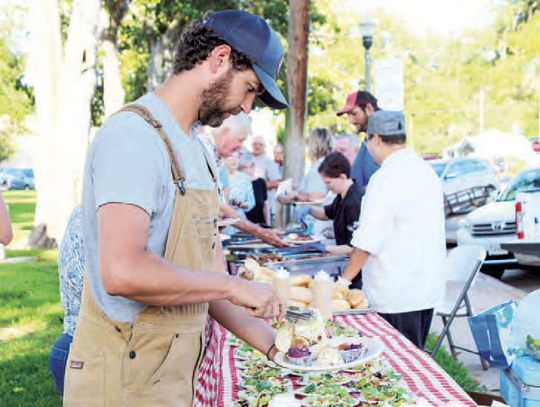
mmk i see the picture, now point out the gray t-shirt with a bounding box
[82,93,216,323]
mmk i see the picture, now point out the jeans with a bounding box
[49,332,73,395]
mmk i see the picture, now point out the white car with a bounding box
[457,167,540,276]
[430,158,499,196]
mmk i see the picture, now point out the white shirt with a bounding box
[351,148,446,313]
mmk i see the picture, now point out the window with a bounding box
[498,169,540,201]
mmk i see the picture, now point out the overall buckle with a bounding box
[174,178,187,195]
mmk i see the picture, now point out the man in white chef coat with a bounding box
[340,110,446,348]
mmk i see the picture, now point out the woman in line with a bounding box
[278,128,334,234]
[49,206,84,395]
[308,152,363,289]
[225,151,256,218]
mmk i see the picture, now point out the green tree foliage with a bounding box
[0,35,32,161]
[304,0,540,154]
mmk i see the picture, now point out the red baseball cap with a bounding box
[336,91,378,116]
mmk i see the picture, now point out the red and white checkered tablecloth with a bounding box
[195,313,477,407]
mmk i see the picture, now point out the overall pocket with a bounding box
[134,332,203,407]
[63,347,105,406]
[190,217,217,239]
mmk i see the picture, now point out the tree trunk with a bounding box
[284,0,310,189]
[30,0,101,247]
[146,20,182,92]
[102,0,129,116]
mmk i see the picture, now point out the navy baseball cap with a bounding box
[367,111,406,137]
[203,10,288,110]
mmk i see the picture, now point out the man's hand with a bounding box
[256,226,289,247]
[230,279,286,320]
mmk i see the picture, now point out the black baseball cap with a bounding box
[204,10,288,110]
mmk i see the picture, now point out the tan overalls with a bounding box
[64,104,219,406]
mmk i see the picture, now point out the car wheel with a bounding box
[481,264,505,279]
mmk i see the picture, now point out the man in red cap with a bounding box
[336,90,380,194]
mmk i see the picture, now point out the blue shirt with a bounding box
[82,92,217,323]
[351,141,380,194]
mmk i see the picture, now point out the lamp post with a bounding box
[360,15,376,93]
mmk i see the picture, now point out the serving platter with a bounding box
[273,336,384,372]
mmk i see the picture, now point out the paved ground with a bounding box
[430,267,539,396]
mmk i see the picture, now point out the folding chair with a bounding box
[431,245,489,370]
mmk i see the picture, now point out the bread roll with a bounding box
[238,267,254,281]
[332,299,351,312]
[290,274,312,287]
[258,266,275,278]
[332,286,346,300]
[347,289,365,307]
[290,286,313,303]
[353,299,369,309]
[333,282,349,296]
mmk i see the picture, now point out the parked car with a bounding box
[0,167,35,190]
[430,158,499,196]
[457,167,540,277]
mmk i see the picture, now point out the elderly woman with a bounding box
[278,128,333,205]
[225,151,256,218]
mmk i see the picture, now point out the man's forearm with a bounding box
[342,247,369,281]
[103,250,237,306]
[267,180,281,190]
[209,299,276,356]
[220,203,258,234]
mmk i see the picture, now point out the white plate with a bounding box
[273,337,384,372]
[285,235,322,245]
[217,218,239,228]
[292,200,326,206]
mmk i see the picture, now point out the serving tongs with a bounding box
[285,306,315,321]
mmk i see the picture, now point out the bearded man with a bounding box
[336,90,380,194]
[63,10,287,406]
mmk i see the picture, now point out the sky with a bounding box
[346,0,503,37]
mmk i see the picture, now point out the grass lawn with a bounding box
[0,190,483,405]
[1,190,62,406]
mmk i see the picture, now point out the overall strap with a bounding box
[195,136,220,189]
[119,104,187,195]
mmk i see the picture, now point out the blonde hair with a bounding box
[307,128,333,160]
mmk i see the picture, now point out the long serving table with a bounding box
[195,312,477,406]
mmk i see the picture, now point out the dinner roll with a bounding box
[353,299,369,309]
[332,299,351,312]
[290,274,312,287]
[347,289,365,307]
[238,267,254,281]
[290,286,314,303]
[333,282,349,296]
[332,286,346,300]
